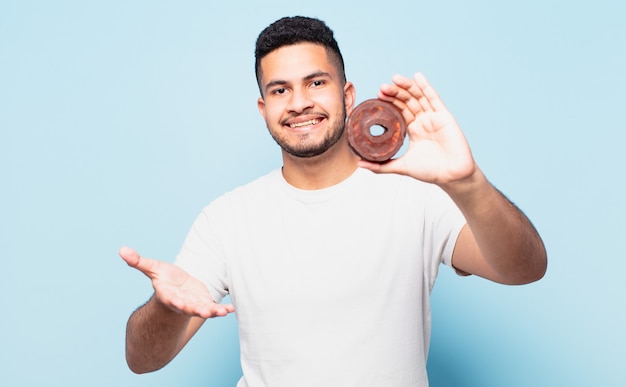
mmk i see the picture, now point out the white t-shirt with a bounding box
[176,168,466,387]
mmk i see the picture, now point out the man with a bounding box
[120,16,546,386]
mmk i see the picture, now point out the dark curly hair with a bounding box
[254,16,346,95]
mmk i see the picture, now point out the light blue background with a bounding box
[1,0,624,386]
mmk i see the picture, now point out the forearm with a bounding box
[442,168,547,284]
[125,295,192,373]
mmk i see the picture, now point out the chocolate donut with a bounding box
[346,99,406,162]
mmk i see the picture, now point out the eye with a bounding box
[272,87,287,95]
[311,80,325,87]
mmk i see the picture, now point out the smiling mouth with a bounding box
[288,118,322,129]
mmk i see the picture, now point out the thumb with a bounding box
[119,246,141,267]
[357,158,407,176]
[119,246,158,279]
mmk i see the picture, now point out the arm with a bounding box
[442,169,546,284]
[125,295,205,373]
[359,73,546,284]
[120,246,235,373]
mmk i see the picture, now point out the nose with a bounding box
[286,88,314,113]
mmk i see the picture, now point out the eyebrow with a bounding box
[264,71,333,93]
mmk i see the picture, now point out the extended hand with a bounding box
[119,246,234,318]
[359,73,476,186]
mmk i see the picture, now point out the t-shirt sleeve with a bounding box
[174,202,230,304]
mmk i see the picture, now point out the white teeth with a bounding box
[289,119,319,128]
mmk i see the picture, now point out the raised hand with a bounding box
[119,246,234,318]
[359,73,476,186]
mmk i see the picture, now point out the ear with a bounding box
[257,96,267,121]
[343,81,356,116]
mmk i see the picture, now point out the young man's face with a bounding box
[257,43,355,158]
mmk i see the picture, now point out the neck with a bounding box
[281,137,359,190]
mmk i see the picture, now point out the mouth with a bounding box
[284,117,324,130]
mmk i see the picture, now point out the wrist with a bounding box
[439,167,488,201]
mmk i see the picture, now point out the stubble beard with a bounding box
[270,107,347,159]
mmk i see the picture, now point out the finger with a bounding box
[390,74,435,113]
[169,293,236,318]
[202,303,236,318]
[378,81,400,99]
[119,246,140,266]
[357,158,407,176]
[412,72,447,112]
[379,75,432,119]
[377,87,419,125]
[379,80,414,108]
[119,246,158,279]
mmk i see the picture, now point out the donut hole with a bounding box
[369,125,387,137]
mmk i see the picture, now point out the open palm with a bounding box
[120,246,234,318]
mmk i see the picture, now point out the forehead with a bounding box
[259,43,337,84]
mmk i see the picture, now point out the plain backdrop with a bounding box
[1,0,625,386]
